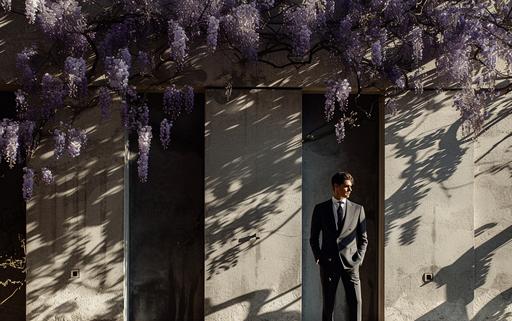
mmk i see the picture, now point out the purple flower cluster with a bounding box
[105,50,131,94]
[284,6,315,57]
[65,56,88,99]
[163,85,182,120]
[183,85,194,114]
[0,119,19,168]
[168,20,189,68]
[25,0,41,24]
[22,167,34,200]
[15,90,28,114]
[137,51,152,75]
[454,89,485,135]
[137,125,152,182]
[41,73,66,119]
[99,87,112,120]
[53,129,66,159]
[67,128,87,158]
[16,48,36,91]
[41,167,54,184]
[160,118,172,150]
[371,41,383,67]
[409,27,423,65]
[53,127,87,159]
[19,120,35,155]
[335,120,345,143]
[99,22,130,59]
[138,103,149,128]
[223,3,260,60]
[163,85,195,119]
[207,16,220,52]
[324,79,351,122]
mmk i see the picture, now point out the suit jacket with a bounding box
[309,199,368,269]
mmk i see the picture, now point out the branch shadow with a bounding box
[385,91,469,247]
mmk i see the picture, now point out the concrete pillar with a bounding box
[204,88,302,321]
[26,106,125,321]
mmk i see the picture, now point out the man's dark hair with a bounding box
[331,172,354,187]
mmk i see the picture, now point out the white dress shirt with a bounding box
[332,196,347,227]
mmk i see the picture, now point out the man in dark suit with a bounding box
[310,172,368,321]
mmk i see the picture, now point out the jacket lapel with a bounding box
[341,200,357,235]
[324,200,337,233]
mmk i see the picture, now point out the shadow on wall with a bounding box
[26,104,125,321]
[205,284,301,321]
[204,89,302,280]
[474,97,512,179]
[386,93,512,247]
[385,91,468,247]
[414,225,512,321]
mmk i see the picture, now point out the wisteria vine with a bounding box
[0,0,510,198]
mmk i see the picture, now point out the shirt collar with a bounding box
[332,196,347,205]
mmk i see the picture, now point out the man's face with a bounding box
[333,179,353,199]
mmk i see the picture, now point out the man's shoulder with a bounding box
[348,199,363,209]
[314,200,332,210]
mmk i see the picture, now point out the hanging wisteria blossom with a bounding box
[168,20,188,68]
[41,167,54,184]
[105,56,130,94]
[15,90,28,114]
[0,119,19,168]
[160,118,172,150]
[207,16,220,52]
[65,56,88,99]
[183,86,194,114]
[99,87,112,120]
[53,129,66,159]
[0,0,510,194]
[137,126,152,182]
[41,73,65,119]
[16,47,37,92]
[324,79,351,122]
[22,167,34,200]
[67,128,87,158]
[163,85,182,120]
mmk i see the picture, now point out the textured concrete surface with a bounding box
[204,89,302,321]
[26,103,125,321]
[472,93,512,321]
[302,94,380,321]
[128,94,204,321]
[384,91,512,321]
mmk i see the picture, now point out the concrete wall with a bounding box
[26,104,125,321]
[302,94,380,321]
[472,94,512,321]
[128,94,204,321]
[384,91,512,321]
[204,89,302,321]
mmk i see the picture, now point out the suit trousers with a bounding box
[320,257,362,321]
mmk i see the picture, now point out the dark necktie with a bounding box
[337,201,344,231]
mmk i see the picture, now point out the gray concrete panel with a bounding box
[205,89,302,321]
[473,93,512,321]
[384,91,475,321]
[26,103,125,321]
